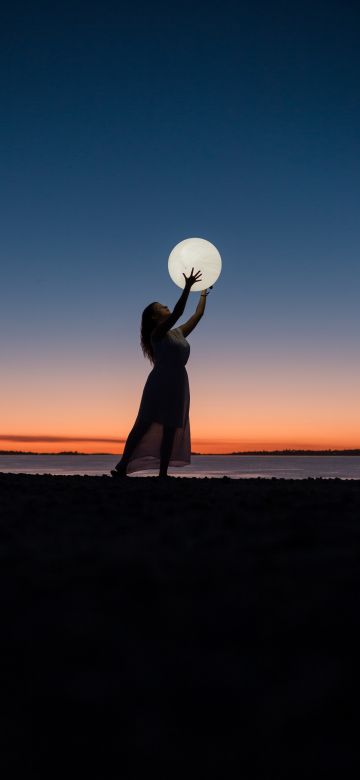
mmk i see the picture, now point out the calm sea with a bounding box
[1,454,360,479]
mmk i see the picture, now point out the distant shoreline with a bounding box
[192,449,360,457]
[1,449,360,457]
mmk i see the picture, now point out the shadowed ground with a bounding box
[1,474,360,777]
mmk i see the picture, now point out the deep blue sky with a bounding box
[1,0,359,447]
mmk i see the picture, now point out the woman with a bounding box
[112,268,208,478]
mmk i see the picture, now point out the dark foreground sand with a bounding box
[2,473,360,777]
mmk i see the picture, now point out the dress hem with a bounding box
[127,455,190,474]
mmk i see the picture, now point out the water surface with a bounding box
[1,453,360,479]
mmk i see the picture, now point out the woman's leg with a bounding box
[159,426,176,477]
[114,419,151,474]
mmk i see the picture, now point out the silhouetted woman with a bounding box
[112,268,208,478]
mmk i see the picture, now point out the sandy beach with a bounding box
[2,473,360,776]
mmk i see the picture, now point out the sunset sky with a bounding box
[1,0,359,453]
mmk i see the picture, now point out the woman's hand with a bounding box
[183,268,202,288]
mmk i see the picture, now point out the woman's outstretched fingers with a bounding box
[183,268,203,287]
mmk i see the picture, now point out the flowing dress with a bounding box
[126,327,191,474]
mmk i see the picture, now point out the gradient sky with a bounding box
[1,0,359,453]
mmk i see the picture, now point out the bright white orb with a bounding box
[168,237,222,292]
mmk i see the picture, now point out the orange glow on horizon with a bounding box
[1,347,359,455]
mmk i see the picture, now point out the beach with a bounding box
[2,473,360,776]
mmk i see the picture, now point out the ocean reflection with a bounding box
[1,454,360,479]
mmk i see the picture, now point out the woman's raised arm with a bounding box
[178,289,208,338]
[152,269,202,339]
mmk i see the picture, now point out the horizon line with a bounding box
[1,448,360,457]
[0,435,125,443]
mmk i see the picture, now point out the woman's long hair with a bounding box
[141,302,158,364]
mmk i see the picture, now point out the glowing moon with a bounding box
[168,237,222,292]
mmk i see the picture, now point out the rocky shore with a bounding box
[2,473,360,777]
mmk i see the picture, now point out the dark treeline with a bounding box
[1,449,360,457]
[192,449,360,457]
[0,450,95,456]
[230,449,360,456]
